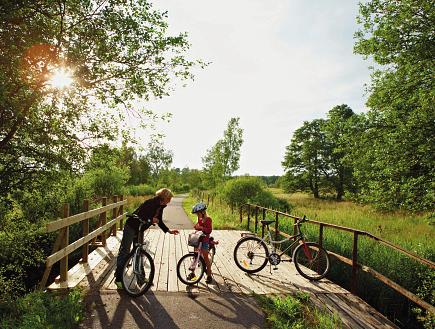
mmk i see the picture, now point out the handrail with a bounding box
[39,195,126,289]
[241,203,435,314]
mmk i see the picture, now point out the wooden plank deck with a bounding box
[70,229,398,329]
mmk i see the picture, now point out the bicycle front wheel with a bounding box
[122,249,155,297]
[293,242,330,280]
[234,237,269,273]
[177,252,206,285]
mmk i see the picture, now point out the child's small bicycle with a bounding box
[176,232,218,285]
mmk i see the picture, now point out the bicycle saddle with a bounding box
[260,220,275,226]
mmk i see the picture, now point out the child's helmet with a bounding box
[192,202,207,214]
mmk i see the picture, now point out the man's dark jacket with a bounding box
[125,196,169,233]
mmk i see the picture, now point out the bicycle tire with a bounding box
[176,252,206,285]
[293,242,330,280]
[233,236,269,273]
[121,249,155,297]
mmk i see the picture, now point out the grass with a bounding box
[186,189,434,328]
[183,195,246,229]
[256,292,342,329]
[0,288,84,329]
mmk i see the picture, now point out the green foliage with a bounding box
[352,0,435,211]
[0,0,202,202]
[0,289,84,329]
[146,134,173,180]
[282,105,358,201]
[85,167,129,197]
[413,270,435,329]
[256,293,341,329]
[126,184,155,196]
[0,219,51,301]
[202,118,243,187]
[217,176,291,212]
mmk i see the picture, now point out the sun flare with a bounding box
[48,67,73,89]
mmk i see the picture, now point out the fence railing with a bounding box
[240,203,435,315]
[39,195,126,289]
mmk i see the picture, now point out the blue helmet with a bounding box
[191,202,207,214]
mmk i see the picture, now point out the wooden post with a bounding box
[351,232,359,295]
[81,199,89,263]
[119,195,124,230]
[275,212,279,240]
[319,224,324,248]
[207,194,210,204]
[101,197,107,246]
[247,204,251,231]
[59,203,69,282]
[261,208,266,238]
[239,205,243,223]
[254,207,258,233]
[112,195,118,236]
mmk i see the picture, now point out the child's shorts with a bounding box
[201,242,209,251]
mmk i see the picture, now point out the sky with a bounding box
[140,0,372,176]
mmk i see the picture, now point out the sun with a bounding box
[48,67,73,89]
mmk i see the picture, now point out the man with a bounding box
[114,188,179,288]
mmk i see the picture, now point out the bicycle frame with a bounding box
[244,221,313,261]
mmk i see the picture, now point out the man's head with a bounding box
[156,188,173,205]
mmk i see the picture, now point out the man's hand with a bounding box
[169,229,179,235]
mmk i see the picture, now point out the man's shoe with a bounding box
[115,281,123,290]
[205,275,213,284]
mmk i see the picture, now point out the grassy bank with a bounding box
[256,292,342,329]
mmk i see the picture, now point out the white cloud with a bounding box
[139,0,371,175]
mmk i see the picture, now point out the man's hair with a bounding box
[155,188,174,199]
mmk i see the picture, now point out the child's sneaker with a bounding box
[205,275,213,284]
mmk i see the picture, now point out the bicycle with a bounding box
[176,232,218,285]
[121,214,155,297]
[233,216,330,280]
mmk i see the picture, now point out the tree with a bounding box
[202,117,243,187]
[0,0,202,199]
[323,105,357,200]
[146,134,173,180]
[353,0,435,210]
[282,119,327,198]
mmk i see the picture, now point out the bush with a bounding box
[85,166,129,197]
[0,289,84,329]
[126,184,155,196]
[0,219,52,302]
[217,177,291,212]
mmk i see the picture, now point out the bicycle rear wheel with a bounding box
[177,252,206,285]
[233,236,269,273]
[122,249,155,297]
[293,242,330,280]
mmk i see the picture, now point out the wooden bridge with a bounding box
[47,227,398,329]
[39,195,435,328]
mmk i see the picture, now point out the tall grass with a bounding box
[269,189,434,328]
[256,292,342,329]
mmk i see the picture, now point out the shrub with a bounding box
[0,289,84,329]
[126,184,155,196]
[218,177,291,212]
[0,219,52,302]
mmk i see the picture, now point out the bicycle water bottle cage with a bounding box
[261,220,275,226]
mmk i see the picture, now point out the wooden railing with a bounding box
[240,203,435,315]
[39,195,126,289]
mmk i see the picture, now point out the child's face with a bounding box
[196,212,204,219]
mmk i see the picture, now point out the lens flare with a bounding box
[48,68,73,88]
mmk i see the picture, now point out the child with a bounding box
[191,202,213,284]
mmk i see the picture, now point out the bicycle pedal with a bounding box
[273,267,278,270]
